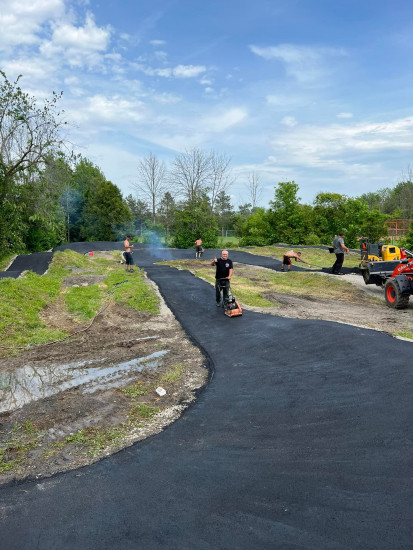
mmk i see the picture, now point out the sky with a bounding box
[1,0,413,208]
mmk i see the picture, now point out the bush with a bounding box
[303,233,321,245]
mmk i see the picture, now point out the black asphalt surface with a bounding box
[0,245,411,549]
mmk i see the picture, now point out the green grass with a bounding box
[0,249,160,353]
[0,271,66,348]
[129,403,160,420]
[0,422,41,473]
[0,253,16,271]
[160,363,186,384]
[241,245,361,269]
[105,270,159,314]
[66,426,127,457]
[394,330,413,341]
[121,381,148,398]
[217,236,240,247]
[65,284,105,319]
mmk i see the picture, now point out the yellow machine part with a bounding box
[381,245,401,261]
[365,245,402,262]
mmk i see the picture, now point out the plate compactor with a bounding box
[217,278,243,318]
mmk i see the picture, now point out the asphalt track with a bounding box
[0,246,412,549]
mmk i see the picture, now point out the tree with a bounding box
[170,147,212,204]
[209,152,233,211]
[0,71,66,196]
[173,195,218,249]
[80,178,131,241]
[238,208,272,246]
[246,171,263,209]
[269,181,306,244]
[0,71,66,256]
[19,158,66,251]
[133,153,166,223]
[214,191,234,233]
[157,192,176,240]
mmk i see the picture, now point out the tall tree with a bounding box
[209,152,233,211]
[246,171,263,209]
[173,194,218,249]
[269,181,306,244]
[214,190,234,233]
[133,152,166,223]
[170,147,212,204]
[80,178,131,241]
[0,71,66,256]
[157,192,176,240]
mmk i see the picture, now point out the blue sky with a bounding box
[1,0,412,207]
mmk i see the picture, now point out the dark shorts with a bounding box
[283,256,292,265]
[124,252,134,266]
[196,246,203,252]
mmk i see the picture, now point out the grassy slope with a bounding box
[0,250,159,352]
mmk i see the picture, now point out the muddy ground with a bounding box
[0,269,208,485]
[0,259,412,485]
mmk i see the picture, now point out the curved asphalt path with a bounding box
[0,246,411,549]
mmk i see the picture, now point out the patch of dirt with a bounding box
[0,275,208,485]
[241,269,413,336]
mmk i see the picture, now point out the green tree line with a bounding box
[1,70,413,261]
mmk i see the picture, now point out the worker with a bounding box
[332,232,349,275]
[123,235,134,273]
[281,250,308,272]
[195,238,204,259]
[211,250,233,307]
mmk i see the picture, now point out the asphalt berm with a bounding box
[0,245,412,549]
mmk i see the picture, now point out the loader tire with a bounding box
[384,279,410,309]
[362,269,370,284]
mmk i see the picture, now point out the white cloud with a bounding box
[150,40,166,46]
[281,116,298,127]
[38,13,112,68]
[337,112,354,118]
[0,0,65,49]
[270,116,413,173]
[67,94,146,128]
[134,63,206,79]
[250,43,347,83]
[201,107,247,132]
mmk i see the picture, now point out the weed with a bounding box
[122,382,148,398]
[129,403,160,420]
[160,363,186,384]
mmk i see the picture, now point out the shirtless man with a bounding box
[123,236,134,273]
[281,250,308,272]
[195,238,203,259]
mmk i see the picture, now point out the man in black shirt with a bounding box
[211,250,233,307]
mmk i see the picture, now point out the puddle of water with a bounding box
[0,350,169,413]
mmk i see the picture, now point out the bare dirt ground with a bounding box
[235,265,413,337]
[0,269,208,485]
[1,258,411,486]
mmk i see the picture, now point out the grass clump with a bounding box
[105,270,159,314]
[0,422,41,473]
[0,272,65,348]
[65,284,105,319]
[66,426,127,457]
[160,363,186,384]
[121,381,148,398]
[129,403,160,421]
